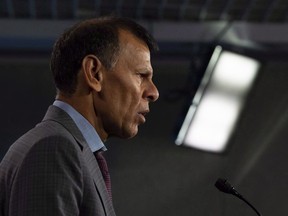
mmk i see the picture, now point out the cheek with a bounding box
[103,77,142,119]
[117,85,141,109]
[126,92,141,111]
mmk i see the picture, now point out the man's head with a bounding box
[50,16,158,95]
[50,17,159,140]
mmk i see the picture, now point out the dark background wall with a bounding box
[1,50,288,216]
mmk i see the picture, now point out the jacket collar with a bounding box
[42,105,116,215]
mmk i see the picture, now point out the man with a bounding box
[0,16,159,216]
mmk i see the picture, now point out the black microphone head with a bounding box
[214,178,262,216]
[215,178,235,194]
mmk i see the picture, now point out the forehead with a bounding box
[118,29,149,53]
[117,29,152,66]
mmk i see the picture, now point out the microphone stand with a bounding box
[215,178,262,216]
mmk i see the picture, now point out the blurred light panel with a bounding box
[175,46,260,153]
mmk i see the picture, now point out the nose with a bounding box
[145,80,159,102]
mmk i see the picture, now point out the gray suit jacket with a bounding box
[0,105,116,216]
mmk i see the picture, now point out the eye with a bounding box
[137,73,146,79]
[136,71,152,81]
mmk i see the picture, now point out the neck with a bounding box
[56,92,108,141]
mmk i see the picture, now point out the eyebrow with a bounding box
[137,68,153,77]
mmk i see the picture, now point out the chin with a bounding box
[122,127,139,139]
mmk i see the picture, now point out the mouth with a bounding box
[137,110,149,123]
[138,109,149,116]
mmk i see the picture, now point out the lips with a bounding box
[137,110,149,123]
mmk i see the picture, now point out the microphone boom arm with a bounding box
[215,178,262,216]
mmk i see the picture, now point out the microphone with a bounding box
[215,178,262,216]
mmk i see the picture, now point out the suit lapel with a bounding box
[42,105,115,215]
[82,145,115,214]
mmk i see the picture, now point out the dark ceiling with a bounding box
[1,0,288,23]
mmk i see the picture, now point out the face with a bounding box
[95,30,159,139]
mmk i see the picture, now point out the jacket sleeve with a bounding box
[9,136,83,216]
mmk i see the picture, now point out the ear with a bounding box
[82,55,103,92]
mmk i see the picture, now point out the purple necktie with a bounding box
[94,151,112,199]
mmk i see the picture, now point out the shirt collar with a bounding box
[53,100,106,152]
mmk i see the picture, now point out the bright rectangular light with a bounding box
[175,46,260,152]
